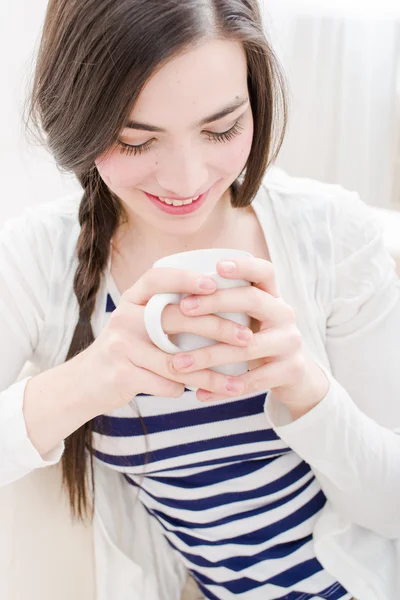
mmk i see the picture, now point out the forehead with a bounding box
[130,39,248,129]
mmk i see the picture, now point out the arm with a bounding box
[265,192,400,538]
[0,209,98,485]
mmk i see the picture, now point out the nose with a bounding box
[155,143,208,198]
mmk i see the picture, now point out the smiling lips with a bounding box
[157,195,200,206]
[144,188,210,215]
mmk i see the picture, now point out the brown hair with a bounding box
[25,0,288,521]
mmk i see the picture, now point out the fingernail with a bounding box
[197,277,216,291]
[173,355,194,369]
[219,260,237,273]
[236,327,253,342]
[225,378,244,394]
[198,391,213,402]
[182,296,200,310]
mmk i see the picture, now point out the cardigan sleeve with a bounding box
[0,209,64,486]
[265,191,400,539]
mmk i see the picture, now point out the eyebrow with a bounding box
[123,98,249,132]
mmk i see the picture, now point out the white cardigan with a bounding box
[1,168,400,600]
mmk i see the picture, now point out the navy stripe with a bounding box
[165,532,312,572]
[124,460,312,510]
[93,428,289,467]
[267,556,324,588]
[196,584,308,600]
[149,477,315,532]
[194,579,349,600]
[149,450,282,474]
[192,557,323,592]
[148,452,274,488]
[92,393,269,436]
[321,584,350,599]
[106,294,116,312]
[144,490,326,548]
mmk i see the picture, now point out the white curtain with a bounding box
[262,0,400,209]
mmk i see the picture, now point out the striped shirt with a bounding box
[92,292,351,600]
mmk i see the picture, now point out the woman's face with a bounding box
[96,38,254,237]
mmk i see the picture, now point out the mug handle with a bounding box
[144,293,183,354]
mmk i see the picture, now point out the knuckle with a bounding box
[203,370,222,393]
[288,354,306,382]
[287,326,303,351]
[141,269,157,295]
[244,285,256,303]
[165,356,180,377]
[266,264,277,287]
[108,362,131,390]
[284,303,296,322]
[247,375,261,394]
[106,333,129,359]
[165,382,185,398]
[199,345,213,367]
[248,286,263,310]
[108,309,127,330]
[276,298,295,322]
[265,260,274,277]
[249,330,260,349]
[246,333,260,357]
[119,286,135,304]
[216,317,230,340]
[183,270,198,291]
[119,290,129,304]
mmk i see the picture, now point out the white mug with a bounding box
[144,248,253,378]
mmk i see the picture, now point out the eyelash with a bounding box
[116,119,244,157]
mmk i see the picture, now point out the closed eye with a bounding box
[116,117,245,157]
[202,119,244,143]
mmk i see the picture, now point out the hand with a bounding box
[170,257,330,417]
[79,266,254,414]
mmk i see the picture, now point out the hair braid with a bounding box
[62,168,122,520]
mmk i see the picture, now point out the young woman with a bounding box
[1,0,399,599]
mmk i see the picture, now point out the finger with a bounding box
[196,360,288,402]
[122,268,217,306]
[171,327,301,373]
[133,366,185,398]
[161,305,253,347]
[130,340,245,397]
[180,286,294,325]
[240,356,305,395]
[216,257,279,297]
[196,389,230,402]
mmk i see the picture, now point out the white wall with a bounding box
[0,0,79,226]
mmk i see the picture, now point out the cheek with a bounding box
[213,128,254,175]
[95,148,154,188]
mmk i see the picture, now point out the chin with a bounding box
[153,213,212,237]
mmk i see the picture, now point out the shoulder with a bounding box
[259,169,399,323]
[1,191,81,263]
[259,167,383,265]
